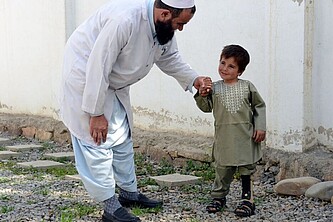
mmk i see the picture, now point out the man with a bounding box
[59,0,211,221]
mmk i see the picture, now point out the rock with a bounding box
[274,177,321,196]
[322,174,333,181]
[262,146,333,182]
[36,129,53,141]
[22,126,37,138]
[305,181,333,201]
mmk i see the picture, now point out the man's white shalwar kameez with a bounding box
[60,0,198,202]
[71,97,134,201]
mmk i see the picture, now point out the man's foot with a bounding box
[118,193,163,208]
[102,207,141,222]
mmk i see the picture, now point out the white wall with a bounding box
[0,0,65,118]
[131,1,307,152]
[0,0,332,151]
[312,0,333,147]
[132,1,271,136]
[264,1,305,151]
[65,0,110,34]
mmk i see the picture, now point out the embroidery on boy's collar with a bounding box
[215,80,248,114]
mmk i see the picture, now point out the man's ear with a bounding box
[161,9,172,21]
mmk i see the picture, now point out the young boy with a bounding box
[194,44,266,217]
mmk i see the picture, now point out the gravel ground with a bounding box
[0,132,332,222]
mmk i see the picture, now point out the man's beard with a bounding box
[155,19,174,45]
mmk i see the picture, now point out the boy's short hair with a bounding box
[220,45,250,73]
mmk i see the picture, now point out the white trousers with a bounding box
[71,97,137,202]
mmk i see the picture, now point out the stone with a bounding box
[135,146,172,163]
[17,160,65,169]
[151,173,201,187]
[36,129,53,141]
[21,127,36,138]
[65,174,81,181]
[305,181,333,201]
[0,151,20,160]
[169,145,212,162]
[262,147,333,182]
[274,177,321,196]
[53,125,71,145]
[168,150,178,158]
[0,138,11,146]
[322,174,333,181]
[5,144,44,152]
[44,152,75,161]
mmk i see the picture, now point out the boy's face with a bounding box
[218,56,240,84]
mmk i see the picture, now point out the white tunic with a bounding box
[59,0,198,145]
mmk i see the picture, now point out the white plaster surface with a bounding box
[0,0,332,151]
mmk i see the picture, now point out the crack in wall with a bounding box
[292,0,304,6]
[0,102,12,110]
[318,126,333,142]
[132,106,212,129]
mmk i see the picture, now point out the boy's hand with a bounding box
[253,130,266,143]
[194,76,212,97]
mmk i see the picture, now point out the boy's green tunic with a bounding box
[194,79,266,166]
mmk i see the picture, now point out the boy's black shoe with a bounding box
[118,193,163,208]
[102,207,141,222]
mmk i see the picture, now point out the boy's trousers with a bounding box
[211,164,256,199]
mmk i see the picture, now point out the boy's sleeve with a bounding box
[194,91,213,113]
[249,82,266,131]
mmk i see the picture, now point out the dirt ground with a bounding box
[1,112,333,182]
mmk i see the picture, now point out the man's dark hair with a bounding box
[154,0,196,18]
[220,45,250,73]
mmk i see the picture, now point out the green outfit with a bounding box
[194,79,266,198]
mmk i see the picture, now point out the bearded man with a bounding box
[59,0,211,221]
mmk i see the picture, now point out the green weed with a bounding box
[131,205,162,216]
[1,205,14,214]
[137,177,158,187]
[0,194,11,201]
[183,160,215,181]
[42,142,56,150]
[156,158,175,175]
[58,203,97,221]
[45,165,77,177]
[0,177,10,183]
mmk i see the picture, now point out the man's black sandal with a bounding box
[118,193,163,208]
[206,197,226,213]
[234,200,255,217]
[102,207,141,222]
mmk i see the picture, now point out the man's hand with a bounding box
[194,76,212,97]
[89,115,108,145]
[253,130,266,143]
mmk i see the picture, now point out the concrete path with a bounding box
[0,137,198,187]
